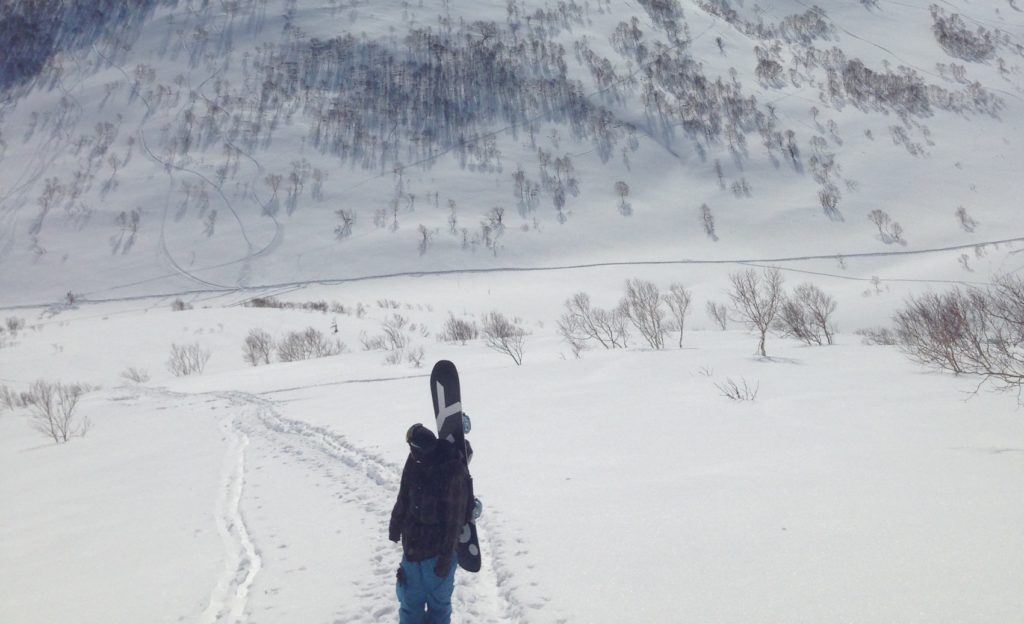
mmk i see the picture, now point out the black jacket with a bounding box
[389,441,471,563]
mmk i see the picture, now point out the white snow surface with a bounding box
[2,0,1024,622]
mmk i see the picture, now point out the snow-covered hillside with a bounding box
[1,0,1023,307]
[1,1,1023,623]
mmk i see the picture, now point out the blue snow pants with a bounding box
[396,555,457,624]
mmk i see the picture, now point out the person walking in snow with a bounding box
[390,423,470,624]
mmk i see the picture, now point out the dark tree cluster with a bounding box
[636,0,686,42]
[577,43,626,103]
[695,1,833,45]
[631,36,771,155]
[800,47,1003,117]
[505,0,587,35]
[0,0,175,93]
[185,16,634,179]
[930,6,997,62]
[839,59,931,115]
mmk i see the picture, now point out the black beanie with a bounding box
[406,423,437,455]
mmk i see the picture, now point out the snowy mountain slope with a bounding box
[1,0,1022,307]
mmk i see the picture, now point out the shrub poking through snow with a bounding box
[557,292,629,354]
[482,311,526,365]
[714,377,759,401]
[167,342,211,376]
[440,314,479,345]
[120,367,150,383]
[243,328,275,366]
[26,380,89,443]
[893,275,1024,395]
[276,327,344,362]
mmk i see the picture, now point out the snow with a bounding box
[2,0,1024,622]
[2,289,1023,623]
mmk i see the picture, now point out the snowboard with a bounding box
[429,359,482,573]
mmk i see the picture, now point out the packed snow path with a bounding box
[151,388,530,624]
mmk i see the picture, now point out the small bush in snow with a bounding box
[243,297,330,313]
[243,328,275,366]
[167,342,211,376]
[482,311,526,366]
[892,275,1024,395]
[955,206,977,233]
[26,380,89,443]
[440,314,479,345]
[360,332,388,351]
[856,327,898,346]
[170,298,193,311]
[381,314,410,352]
[1,385,30,411]
[120,367,150,383]
[246,296,281,308]
[277,328,344,362]
[407,346,426,368]
[6,316,26,335]
[867,209,905,245]
[715,377,759,402]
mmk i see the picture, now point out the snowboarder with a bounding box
[390,423,471,624]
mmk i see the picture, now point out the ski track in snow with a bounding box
[91,41,283,292]
[201,409,263,624]
[152,387,538,623]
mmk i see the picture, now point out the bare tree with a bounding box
[728,268,785,357]
[614,180,631,215]
[557,292,629,352]
[798,283,838,344]
[482,311,526,365]
[417,224,432,255]
[700,203,718,241]
[243,328,275,366]
[620,280,667,350]
[664,283,692,348]
[167,343,211,376]
[955,206,977,233]
[335,209,355,239]
[818,186,842,220]
[26,380,87,443]
[776,283,837,345]
[706,300,729,330]
[868,209,890,237]
[868,209,904,244]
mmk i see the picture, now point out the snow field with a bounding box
[2,281,1022,622]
